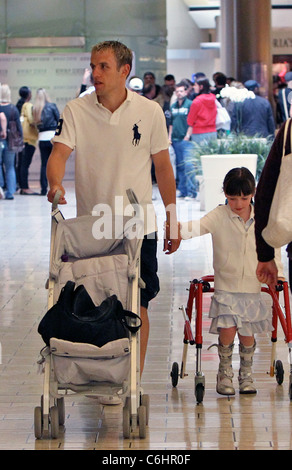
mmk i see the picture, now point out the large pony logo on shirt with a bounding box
[132,121,141,146]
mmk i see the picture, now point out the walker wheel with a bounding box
[195,383,205,404]
[289,375,292,401]
[171,362,179,387]
[275,360,284,385]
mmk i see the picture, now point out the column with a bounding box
[220,0,237,79]
[220,0,272,101]
[235,0,272,100]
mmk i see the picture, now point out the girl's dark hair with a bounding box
[223,167,255,196]
[196,77,211,94]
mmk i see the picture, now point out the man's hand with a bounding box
[47,184,67,205]
[163,222,181,254]
[256,259,278,290]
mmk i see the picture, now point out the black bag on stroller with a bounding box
[38,281,142,348]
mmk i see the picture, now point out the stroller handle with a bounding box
[52,190,63,211]
[126,188,139,207]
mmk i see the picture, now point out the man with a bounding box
[231,80,275,138]
[168,81,196,200]
[278,71,292,122]
[46,40,180,374]
[164,74,176,104]
[128,76,143,94]
[212,72,227,102]
[143,71,161,98]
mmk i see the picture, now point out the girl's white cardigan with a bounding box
[180,204,283,293]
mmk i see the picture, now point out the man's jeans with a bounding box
[172,139,197,197]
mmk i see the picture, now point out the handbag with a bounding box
[262,118,292,248]
[38,281,142,348]
[21,103,38,141]
[8,106,24,153]
[215,101,231,131]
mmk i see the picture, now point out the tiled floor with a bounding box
[0,181,292,450]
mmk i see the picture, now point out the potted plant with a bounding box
[186,133,273,211]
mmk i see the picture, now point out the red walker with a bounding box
[171,275,292,403]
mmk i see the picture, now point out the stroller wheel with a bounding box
[275,360,284,385]
[171,362,179,387]
[141,394,150,425]
[34,406,43,439]
[123,398,131,438]
[138,405,147,439]
[57,397,65,425]
[50,406,59,439]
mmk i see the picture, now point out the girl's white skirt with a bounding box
[209,290,273,337]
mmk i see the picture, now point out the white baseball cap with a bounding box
[129,77,143,91]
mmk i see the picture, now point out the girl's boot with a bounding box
[216,342,235,395]
[238,342,257,394]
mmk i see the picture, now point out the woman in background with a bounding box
[187,77,217,144]
[0,84,22,200]
[33,88,59,195]
[19,86,39,195]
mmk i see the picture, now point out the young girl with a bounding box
[180,167,283,395]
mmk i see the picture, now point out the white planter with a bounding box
[200,154,258,212]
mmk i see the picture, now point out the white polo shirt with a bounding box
[53,90,169,234]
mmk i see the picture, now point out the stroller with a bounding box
[34,189,149,439]
[171,274,292,404]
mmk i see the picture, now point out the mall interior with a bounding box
[1,0,292,451]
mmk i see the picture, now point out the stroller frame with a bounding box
[34,190,149,439]
[171,274,292,403]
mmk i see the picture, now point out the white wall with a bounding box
[166,0,220,82]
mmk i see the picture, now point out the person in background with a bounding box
[189,73,206,100]
[278,71,292,123]
[187,77,217,144]
[164,74,176,105]
[212,72,227,102]
[169,81,196,200]
[143,71,161,99]
[231,80,275,138]
[128,76,143,94]
[0,109,7,199]
[18,87,39,195]
[79,68,95,97]
[33,88,59,196]
[0,84,22,200]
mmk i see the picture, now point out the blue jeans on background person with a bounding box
[0,140,16,199]
[172,139,197,198]
[191,132,217,145]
